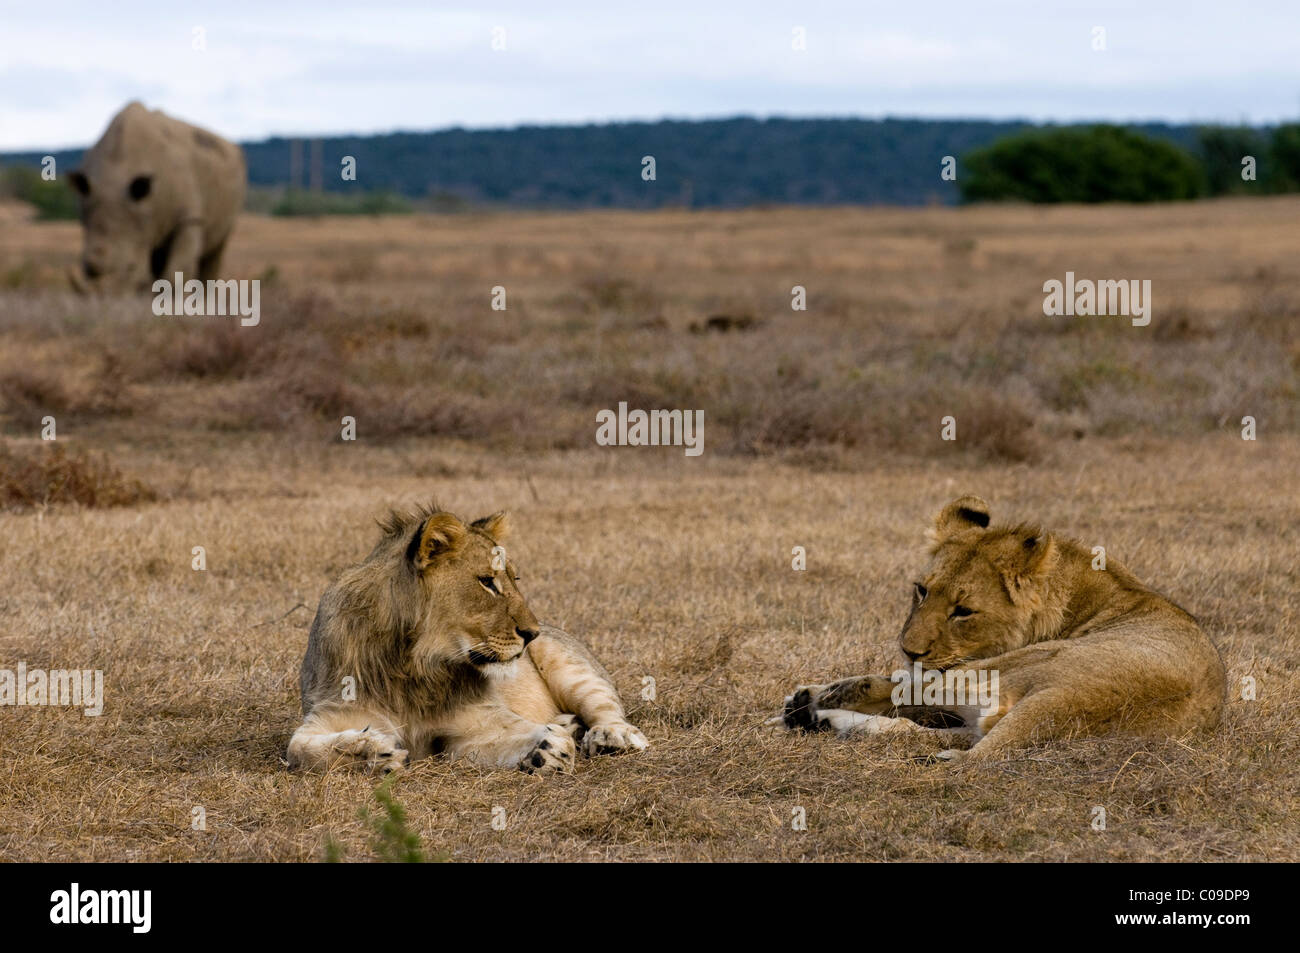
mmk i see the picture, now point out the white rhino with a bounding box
[68,101,246,293]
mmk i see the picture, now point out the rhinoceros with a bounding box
[68,102,246,293]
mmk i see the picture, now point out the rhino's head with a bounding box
[67,168,157,294]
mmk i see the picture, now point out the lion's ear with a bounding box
[471,511,509,541]
[928,495,991,548]
[411,512,466,570]
[992,529,1058,606]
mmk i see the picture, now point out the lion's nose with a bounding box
[83,261,102,279]
[903,647,929,662]
[516,625,539,645]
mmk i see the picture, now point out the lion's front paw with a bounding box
[334,727,409,775]
[518,724,577,774]
[550,713,583,737]
[818,709,922,735]
[781,685,829,732]
[582,721,649,757]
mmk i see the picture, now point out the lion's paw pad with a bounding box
[782,686,827,732]
[815,709,921,735]
[334,728,409,774]
[582,722,649,757]
[519,725,577,774]
[550,713,584,737]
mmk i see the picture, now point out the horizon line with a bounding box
[1,110,1284,156]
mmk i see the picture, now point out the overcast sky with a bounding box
[1,1,1296,150]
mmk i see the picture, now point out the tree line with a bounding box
[1,116,1292,216]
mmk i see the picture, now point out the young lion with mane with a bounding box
[288,504,647,774]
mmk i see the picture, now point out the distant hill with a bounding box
[0,115,1207,209]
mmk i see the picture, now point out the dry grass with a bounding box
[0,442,155,509]
[0,198,1297,861]
[4,198,1299,458]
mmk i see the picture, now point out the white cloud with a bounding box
[0,0,1296,150]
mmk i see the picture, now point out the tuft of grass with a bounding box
[0,443,156,509]
[323,776,449,863]
[0,368,71,415]
[361,777,431,862]
[0,354,136,420]
[957,392,1043,462]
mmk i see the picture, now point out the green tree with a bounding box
[960,125,1205,204]
[1,165,80,220]
[1197,126,1268,195]
[1268,124,1300,193]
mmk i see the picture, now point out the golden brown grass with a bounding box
[0,442,155,509]
[0,198,1296,861]
[4,197,1299,459]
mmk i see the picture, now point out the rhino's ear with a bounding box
[128,175,152,201]
[69,171,90,196]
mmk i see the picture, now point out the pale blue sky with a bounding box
[1,0,1295,150]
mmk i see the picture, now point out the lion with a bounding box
[68,101,246,294]
[287,504,648,774]
[780,495,1226,762]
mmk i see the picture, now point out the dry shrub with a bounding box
[565,364,698,410]
[81,352,137,415]
[1151,302,1217,342]
[1241,285,1300,341]
[579,276,658,313]
[0,443,156,509]
[159,321,260,379]
[352,388,537,445]
[2,203,1296,466]
[215,354,354,431]
[373,308,431,340]
[129,291,345,383]
[0,353,135,418]
[724,386,865,452]
[672,626,737,676]
[0,367,70,414]
[688,314,760,334]
[956,393,1042,462]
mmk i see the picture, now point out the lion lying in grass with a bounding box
[781,495,1226,762]
[287,505,647,774]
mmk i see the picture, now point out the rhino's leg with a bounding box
[198,236,230,281]
[161,221,205,283]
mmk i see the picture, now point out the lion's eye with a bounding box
[913,583,928,602]
[477,576,499,595]
[949,605,975,619]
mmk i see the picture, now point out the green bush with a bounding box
[0,165,80,220]
[960,125,1205,203]
[1268,124,1300,193]
[321,775,449,863]
[1197,125,1269,195]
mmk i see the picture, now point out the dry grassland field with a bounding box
[0,197,1297,862]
